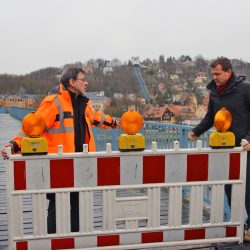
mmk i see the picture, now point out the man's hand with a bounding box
[188,131,198,141]
[1,143,14,160]
[111,118,120,128]
[241,139,250,151]
[115,119,120,127]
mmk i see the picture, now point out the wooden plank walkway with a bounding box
[0,114,21,249]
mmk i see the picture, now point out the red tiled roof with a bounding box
[167,105,196,115]
[143,104,201,120]
[143,105,168,119]
[167,105,182,115]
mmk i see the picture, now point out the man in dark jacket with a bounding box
[188,57,250,241]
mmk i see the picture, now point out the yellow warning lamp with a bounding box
[118,106,145,151]
[209,108,235,148]
[21,112,48,155]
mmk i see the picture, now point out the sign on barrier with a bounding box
[5,143,247,250]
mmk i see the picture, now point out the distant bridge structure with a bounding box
[132,58,153,103]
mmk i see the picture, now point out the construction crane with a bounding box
[132,58,153,103]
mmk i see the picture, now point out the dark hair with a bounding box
[60,65,85,88]
[210,57,232,71]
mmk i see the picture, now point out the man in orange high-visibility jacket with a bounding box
[2,66,118,155]
[1,65,119,233]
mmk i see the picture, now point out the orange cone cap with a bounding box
[22,112,46,137]
[214,108,232,132]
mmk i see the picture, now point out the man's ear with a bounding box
[68,78,75,87]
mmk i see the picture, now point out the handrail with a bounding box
[0,107,213,151]
[92,121,212,151]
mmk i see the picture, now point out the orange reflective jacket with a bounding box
[11,84,116,153]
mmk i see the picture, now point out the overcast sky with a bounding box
[0,0,249,75]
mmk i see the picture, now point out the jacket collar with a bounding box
[51,83,89,103]
[51,83,67,94]
[206,74,246,95]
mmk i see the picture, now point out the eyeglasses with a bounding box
[75,78,86,82]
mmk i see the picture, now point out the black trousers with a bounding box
[225,151,250,228]
[47,192,79,234]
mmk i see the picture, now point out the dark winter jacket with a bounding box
[192,75,250,146]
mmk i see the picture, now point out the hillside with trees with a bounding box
[0,67,60,95]
[1,55,250,116]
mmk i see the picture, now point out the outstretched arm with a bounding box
[192,98,215,138]
[86,101,120,129]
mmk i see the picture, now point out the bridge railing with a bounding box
[0,107,9,113]
[1,107,212,151]
[92,121,213,151]
[0,107,32,120]
[5,143,247,249]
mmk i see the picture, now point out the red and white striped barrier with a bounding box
[5,142,247,250]
[12,151,241,190]
[15,226,238,250]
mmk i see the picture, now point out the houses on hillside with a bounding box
[143,105,175,122]
[143,103,207,125]
[0,91,111,112]
[0,95,37,108]
[85,91,111,111]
